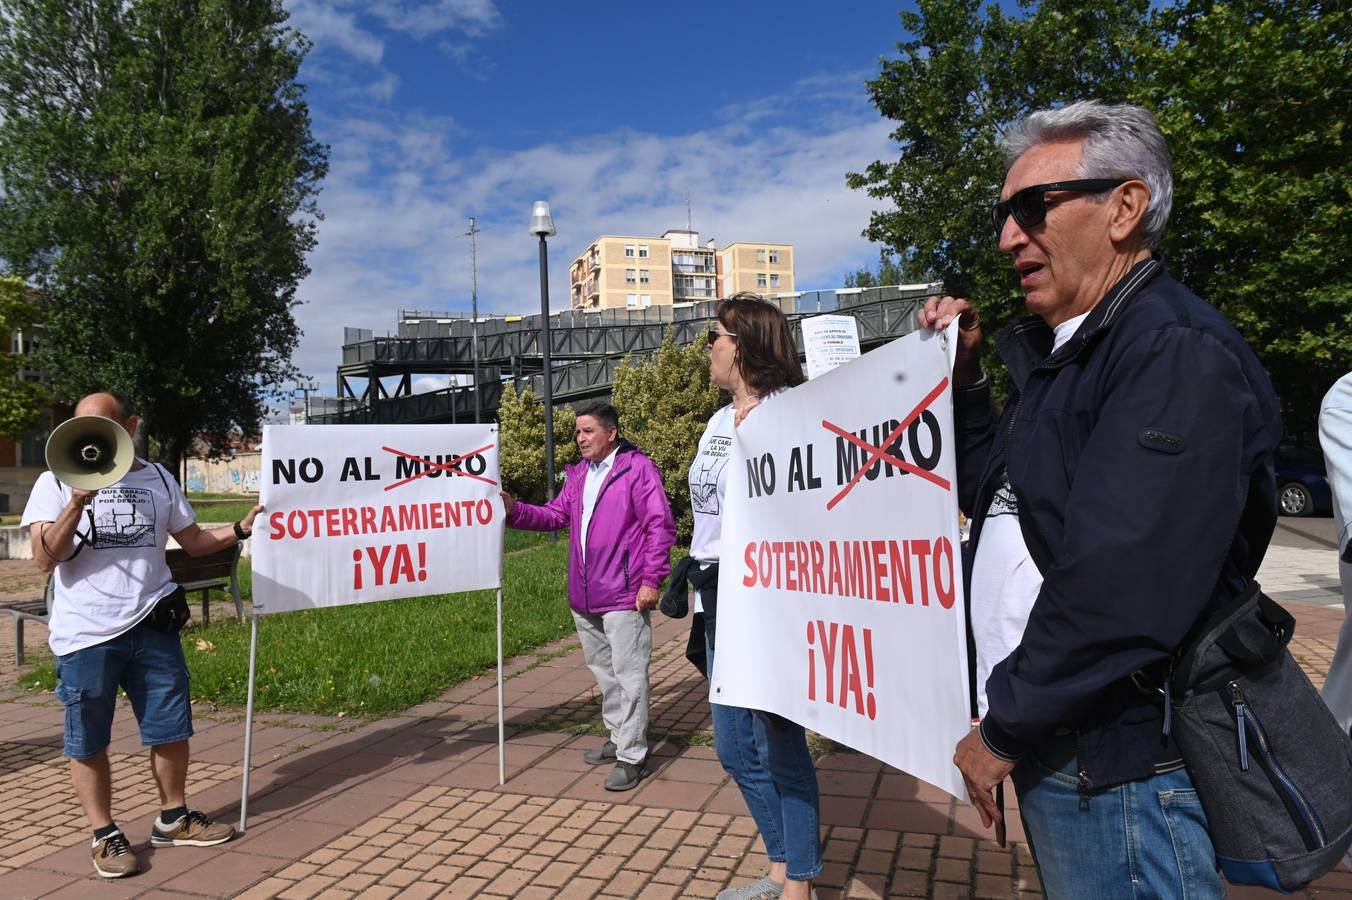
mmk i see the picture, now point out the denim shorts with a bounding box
[54,618,193,759]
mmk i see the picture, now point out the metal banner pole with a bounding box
[497,586,505,785]
[239,611,261,832]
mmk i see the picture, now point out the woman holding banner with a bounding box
[683,293,821,900]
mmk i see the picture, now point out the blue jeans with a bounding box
[1013,737,1223,899]
[708,637,822,881]
[54,618,193,759]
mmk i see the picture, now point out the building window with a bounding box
[770,274,780,288]
[769,249,779,264]
[639,269,650,284]
[640,294,652,307]
[756,249,767,263]
[626,269,637,284]
[638,244,649,258]
[757,273,768,288]
[625,244,635,257]
[626,293,639,308]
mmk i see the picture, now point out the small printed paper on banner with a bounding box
[801,314,861,380]
[710,322,970,799]
[252,424,504,614]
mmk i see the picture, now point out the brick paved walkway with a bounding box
[0,541,1348,899]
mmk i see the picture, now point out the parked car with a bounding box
[1275,444,1333,517]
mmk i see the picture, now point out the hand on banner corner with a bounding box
[634,585,659,612]
[500,491,516,516]
[919,295,983,385]
[953,727,1016,829]
[241,504,264,534]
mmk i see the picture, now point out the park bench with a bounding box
[5,577,52,667]
[5,544,242,666]
[166,543,243,627]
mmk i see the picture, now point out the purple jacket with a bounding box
[506,440,676,615]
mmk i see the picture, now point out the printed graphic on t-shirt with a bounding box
[690,434,733,515]
[88,487,156,549]
[988,483,1018,518]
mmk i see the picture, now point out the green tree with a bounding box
[496,382,577,505]
[848,0,1348,431]
[612,328,722,544]
[0,0,328,473]
[1133,0,1350,433]
[0,276,46,438]
[844,248,909,288]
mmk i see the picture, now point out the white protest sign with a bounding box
[710,324,970,799]
[801,314,861,380]
[253,424,503,614]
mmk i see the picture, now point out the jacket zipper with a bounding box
[582,460,630,613]
[1227,680,1327,850]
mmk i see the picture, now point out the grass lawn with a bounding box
[19,530,578,716]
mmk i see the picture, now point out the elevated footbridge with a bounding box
[313,283,941,424]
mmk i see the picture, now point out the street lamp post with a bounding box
[530,201,557,502]
[463,217,482,423]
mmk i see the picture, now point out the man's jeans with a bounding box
[1013,738,1223,899]
[708,638,822,881]
[572,609,650,765]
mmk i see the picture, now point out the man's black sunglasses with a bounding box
[991,179,1128,234]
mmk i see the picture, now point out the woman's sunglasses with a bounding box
[707,326,738,347]
[991,179,1127,234]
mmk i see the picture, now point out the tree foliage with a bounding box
[848,0,1347,432]
[0,0,328,471]
[843,249,908,288]
[612,328,723,544]
[496,382,578,505]
[0,276,46,438]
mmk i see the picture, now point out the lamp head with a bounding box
[529,201,556,237]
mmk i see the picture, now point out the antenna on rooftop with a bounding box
[683,189,692,233]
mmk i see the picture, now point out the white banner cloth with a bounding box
[710,324,970,799]
[253,424,503,614]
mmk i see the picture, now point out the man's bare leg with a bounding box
[70,751,114,829]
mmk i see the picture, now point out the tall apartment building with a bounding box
[569,229,793,311]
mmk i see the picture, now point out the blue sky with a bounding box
[284,0,916,392]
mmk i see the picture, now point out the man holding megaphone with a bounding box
[21,392,262,879]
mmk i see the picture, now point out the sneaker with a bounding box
[91,830,140,879]
[717,874,783,900]
[603,759,648,792]
[583,740,617,766]
[150,809,235,847]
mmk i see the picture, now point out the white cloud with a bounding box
[290,73,898,391]
[286,0,384,65]
[369,0,502,40]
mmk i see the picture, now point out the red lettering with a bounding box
[871,540,890,602]
[934,535,956,609]
[743,542,757,587]
[268,511,285,540]
[341,506,357,535]
[911,539,931,605]
[810,541,825,594]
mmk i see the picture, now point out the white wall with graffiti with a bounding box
[185,451,261,495]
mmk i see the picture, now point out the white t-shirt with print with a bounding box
[970,311,1089,715]
[22,463,195,656]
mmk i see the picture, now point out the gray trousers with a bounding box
[572,609,651,764]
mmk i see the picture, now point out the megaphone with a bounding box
[45,415,134,491]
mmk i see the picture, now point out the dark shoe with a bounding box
[583,740,617,766]
[604,760,648,791]
[91,830,140,878]
[150,809,235,847]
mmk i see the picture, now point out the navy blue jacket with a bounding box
[957,255,1282,789]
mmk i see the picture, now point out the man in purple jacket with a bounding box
[503,400,676,790]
